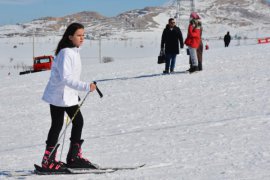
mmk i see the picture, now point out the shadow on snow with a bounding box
[95,71,188,83]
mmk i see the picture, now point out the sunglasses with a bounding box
[170,22,176,24]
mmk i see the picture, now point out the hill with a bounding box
[0,0,269,38]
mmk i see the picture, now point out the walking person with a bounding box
[161,18,184,74]
[41,22,97,172]
[185,12,202,73]
[224,31,231,47]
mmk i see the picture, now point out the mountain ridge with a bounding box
[0,0,269,38]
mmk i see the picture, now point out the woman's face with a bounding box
[69,28,84,47]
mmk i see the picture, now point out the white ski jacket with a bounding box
[42,47,90,107]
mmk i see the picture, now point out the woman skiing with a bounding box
[41,22,97,172]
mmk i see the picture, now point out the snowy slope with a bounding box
[0,26,270,180]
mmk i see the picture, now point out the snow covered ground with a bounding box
[1,29,270,180]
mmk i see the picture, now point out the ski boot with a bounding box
[41,144,67,172]
[66,140,98,169]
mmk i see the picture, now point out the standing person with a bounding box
[197,20,203,71]
[185,12,202,73]
[224,31,231,47]
[197,36,203,71]
[188,20,203,71]
[41,22,97,172]
[161,18,184,74]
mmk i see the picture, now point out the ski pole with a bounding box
[59,115,69,161]
[46,82,102,162]
[47,90,91,162]
[93,81,103,98]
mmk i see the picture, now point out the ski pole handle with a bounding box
[93,81,103,98]
[96,87,103,98]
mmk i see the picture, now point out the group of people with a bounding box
[161,12,232,74]
[161,12,203,74]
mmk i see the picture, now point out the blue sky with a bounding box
[0,0,169,25]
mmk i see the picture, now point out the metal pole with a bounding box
[191,0,195,12]
[99,35,101,63]
[176,0,181,27]
[46,91,91,162]
[33,31,35,60]
[59,116,69,161]
[46,83,103,162]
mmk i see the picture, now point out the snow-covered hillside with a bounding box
[0,0,269,39]
[0,20,270,179]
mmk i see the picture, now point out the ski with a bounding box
[67,168,115,174]
[99,163,146,171]
[34,164,114,175]
[0,163,146,178]
[65,164,145,173]
[33,163,145,175]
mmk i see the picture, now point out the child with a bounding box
[41,23,97,172]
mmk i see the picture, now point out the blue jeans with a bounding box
[165,53,177,71]
[188,47,198,66]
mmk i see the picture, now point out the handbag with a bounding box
[157,50,166,64]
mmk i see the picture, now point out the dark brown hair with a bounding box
[55,23,84,55]
[168,18,174,23]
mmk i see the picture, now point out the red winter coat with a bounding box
[184,24,201,49]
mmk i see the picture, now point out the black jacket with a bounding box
[224,33,231,43]
[161,25,184,54]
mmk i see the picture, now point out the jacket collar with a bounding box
[70,47,81,53]
[166,25,177,30]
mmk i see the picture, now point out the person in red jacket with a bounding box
[185,12,202,73]
[188,20,203,71]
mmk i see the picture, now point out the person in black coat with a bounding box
[161,18,184,74]
[224,31,231,47]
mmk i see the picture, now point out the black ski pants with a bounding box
[46,104,84,147]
